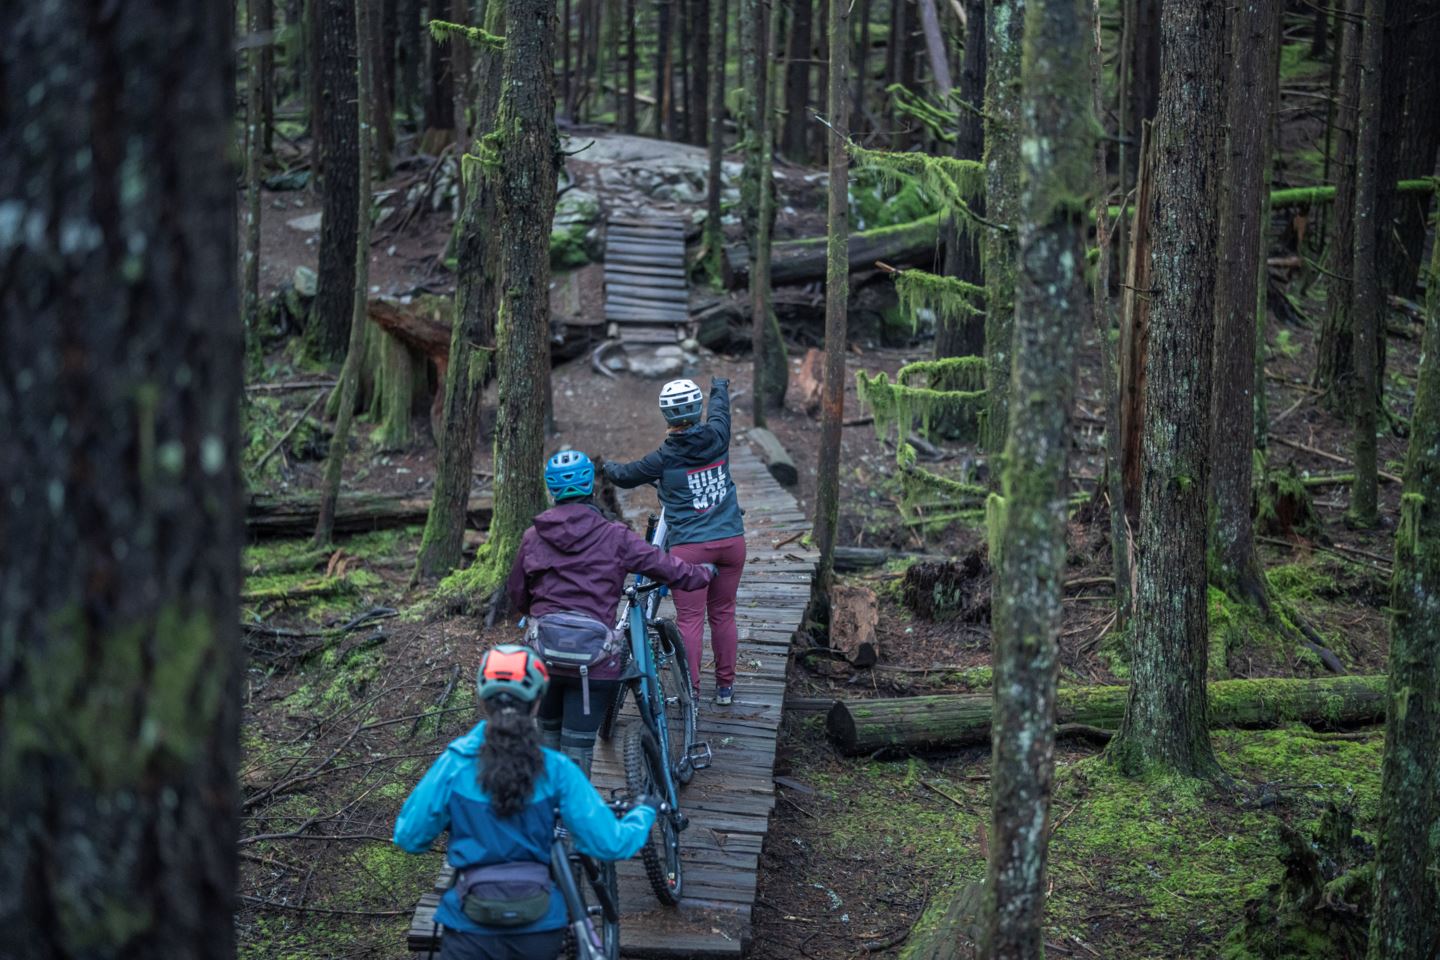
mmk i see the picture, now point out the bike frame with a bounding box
[623,593,680,812]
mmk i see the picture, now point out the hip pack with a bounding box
[455,860,553,928]
[529,611,620,715]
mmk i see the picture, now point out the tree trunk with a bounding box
[930,0,986,438]
[983,1,1091,955]
[655,0,672,137]
[445,0,558,605]
[398,0,421,118]
[1365,223,1440,960]
[415,7,505,581]
[1349,0,1384,527]
[450,0,472,152]
[827,675,1392,755]
[1118,122,1153,532]
[307,0,322,139]
[981,0,1023,455]
[915,0,951,97]
[258,0,276,156]
[244,0,265,360]
[1129,0,1159,164]
[316,0,377,547]
[624,0,637,131]
[813,0,850,595]
[1108,0,1226,780]
[1310,0,1328,59]
[0,0,243,950]
[425,0,456,131]
[563,0,574,118]
[751,0,787,420]
[1316,0,1361,411]
[310,0,360,360]
[782,0,814,162]
[886,0,908,147]
[692,0,710,145]
[701,0,729,275]
[894,0,917,149]
[854,0,870,132]
[372,0,395,176]
[1210,0,1281,597]
[1388,1,1440,297]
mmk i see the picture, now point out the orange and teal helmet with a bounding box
[477,644,550,705]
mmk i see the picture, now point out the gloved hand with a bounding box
[637,792,669,815]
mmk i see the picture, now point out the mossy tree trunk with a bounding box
[1315,0,1361,412]
[1209,0,1280,599]
[782,0,813,163]
[1388,2,1440,298]
[748,0,787,423]
[982,0,1093,955]
[415,6,506,582]
[1348,0,1383,528]
[315,0,377,547]
[1365,218,1440,960]
[450,0,472,153]
[0,0,244,949]
[980,0,1023,456]
[1107,0,1226,780]
[442,0,558,608]
[310,0,360,361]
[258,0,275,156]
[813,0,849,596]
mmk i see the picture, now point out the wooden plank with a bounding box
[601,261,690,279]
[607,238,687,254]
[606,292,691,310]
[608,252,688,268]
[605,283,691,302]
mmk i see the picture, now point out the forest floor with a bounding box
[237,120,1423,960]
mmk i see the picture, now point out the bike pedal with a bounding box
[675,810,690,832]
[687,741,714,771]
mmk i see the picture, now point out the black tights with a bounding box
[537,676,619,758]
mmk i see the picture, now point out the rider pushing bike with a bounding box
[505,450,714,778]
[393,645,654,960]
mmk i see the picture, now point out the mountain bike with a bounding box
[552,800,629,960]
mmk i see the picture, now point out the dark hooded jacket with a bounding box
[602,379,744,547]
[505,501,712,627]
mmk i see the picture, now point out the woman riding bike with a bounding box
[393,645,656,960]
[603,379,746,706]
[506,450,714,778]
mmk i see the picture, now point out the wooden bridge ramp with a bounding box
[409,439,816,958]
[603,214,693,347]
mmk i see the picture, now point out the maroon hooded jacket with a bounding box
[505,502,713,665]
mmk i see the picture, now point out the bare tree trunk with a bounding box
[310,0,360,360]
[1350,0,1384,527]
[1108,0,1226,780]
[1316,0,1360,410]
[656,0,672,136]
[982,0,1092,954]
[451,0,471,150]
[750,0,787,422]
[1386,0,1440,296]
[317,0,377,547]
[783,0,814,161]
[693,0,710,145]
[702,0,729,274]
[563,0,574,118]
[1365,229,1440,960]
[398,0,422,118]
[982,0,1023,455]
[371,0,395,176]
[814,0,850,595]
[915,0,951,96]
[854,0,871,132]
[624,0,637,131]
[258,0,276,156]
[244,0,265,359]
[416,7,505,581]
[1210,0,1281,597]
[1129,0,1159,153]
[0,1,242,952]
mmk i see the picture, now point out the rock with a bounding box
[286,212,324,233]
[680,338,701,352]
[653,345,684,357]
[627,353,685,379]
[264,168,312,191]
[554,188,601,225]
[293,266,318,298]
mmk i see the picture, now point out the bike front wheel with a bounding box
[655,620,697,785]
[622,722,683,906]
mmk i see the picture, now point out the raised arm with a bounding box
[555,754,657,860]
[601,449,665,489]
[706,377,731,445]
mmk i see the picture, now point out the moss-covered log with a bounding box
[826,675,1389,756]
[247,491,492,538]
[747,427,798,486]
[726,214,943,289]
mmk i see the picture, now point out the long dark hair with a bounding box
[479,697,544,818]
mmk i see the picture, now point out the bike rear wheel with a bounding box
[655,620,697,785]
[622,722,683,906]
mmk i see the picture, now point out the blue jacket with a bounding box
[603,379,745,547]
[393,721,656,935]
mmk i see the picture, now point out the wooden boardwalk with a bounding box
[603,214,692,347]
[409,438,816,957]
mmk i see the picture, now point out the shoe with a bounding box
[714,686,733,706]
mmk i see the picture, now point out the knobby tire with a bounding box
[622,722,683,905]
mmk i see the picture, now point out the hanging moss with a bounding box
[427,18,505,50]
[849,144,989,233]
[895,269,987,328]
[884,83,960,143]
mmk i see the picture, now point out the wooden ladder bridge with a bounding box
[409,439,816,957]
[603,213,693,347]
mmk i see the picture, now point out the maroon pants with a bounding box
[670,535,747,694]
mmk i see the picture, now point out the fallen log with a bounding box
[247,490,492,539]
[833,545,950,572]
[747,427,799,486]
[826,674,1388,756]
[727,213,943,289]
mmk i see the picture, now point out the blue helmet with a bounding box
[545,450,595,501]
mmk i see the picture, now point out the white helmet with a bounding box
[658,379,704,425]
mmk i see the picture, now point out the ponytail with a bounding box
[479,701,544,818]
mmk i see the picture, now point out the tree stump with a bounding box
[827,583,880,667]
[901,552,990,621]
